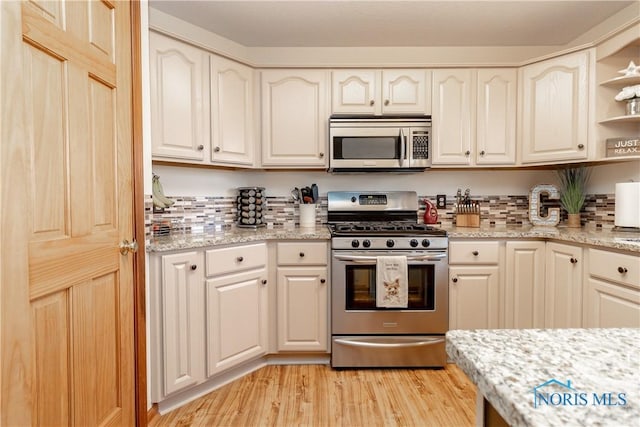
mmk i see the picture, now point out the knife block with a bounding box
[456,213,480,228]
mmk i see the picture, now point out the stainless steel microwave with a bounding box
[328,116,431,172]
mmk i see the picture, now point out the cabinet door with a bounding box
[520,50,591,163]
[545,242,583,328]
[160,252,205,396]
[584,278,640,328]
[277,267,328,351]
[332,70,379,115]
[206,269,268,376]
[149,32,208,161]
[449,266,499,330]
[504,242,545,328]
[381,69,428,114]
[261,70,329,167]
[476,69,517,165]
[209,55,254,166]
[432,69,474,165]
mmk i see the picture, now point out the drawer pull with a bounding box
[236,256,244,262]
[190,264,197,271]
[570,258,578,264]
[299,252,305,257]
[618,266,628,274]
[320,279,326,284]
[261,279,267,285]
[472,251,479,256]
[452,277,458,283]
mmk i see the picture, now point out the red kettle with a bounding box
[423,199,438,224]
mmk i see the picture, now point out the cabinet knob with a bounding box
[262,279,267,285]
[214,146,221,153]
[480,150,485,156]
[578,144,584,150]
[319,152,325,158]
[197,144,204,151]
[452,277,458,283]
[299,252,305,257]
[618,266,628,274]
[370,100,375,106]
[190,264,197,271]
[570,257,578,264]
[465,150,471,156]
[320,279,326,284]
[384,99,390,106]
[236,256,244,262]
[472,250,479,256]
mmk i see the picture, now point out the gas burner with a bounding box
[328,221,446,237]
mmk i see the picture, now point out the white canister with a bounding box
[299,203,317,228]
[614,182,640,228]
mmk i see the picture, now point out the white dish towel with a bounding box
[376,256,408,308]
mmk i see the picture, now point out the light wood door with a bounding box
[277,267,328,351]
[381,69,429,115]
[150,31,208,162]
[584,278,640,327]
[476,69,517,165]
[545,242,583,328]
[261,70,330,167]
[432,69,474,165]
[1,1,136,425]
[504,241,546,328]
[160,252,205,397]
[206,269,268,376]
[449,266,499,330]
[520,49,591,164]
[210,55,254,166]
[332,69,379,115]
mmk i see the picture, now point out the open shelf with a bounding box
[600,74,640,87]
[599,114,640,124]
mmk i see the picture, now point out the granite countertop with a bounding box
[446,328,640,427]
[147,224,640,253]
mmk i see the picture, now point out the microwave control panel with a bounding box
[412,130,430,159]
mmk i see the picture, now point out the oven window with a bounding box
[333,137,400,160]
[345,264,435,310]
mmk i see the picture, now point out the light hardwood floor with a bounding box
[151,363,476,426]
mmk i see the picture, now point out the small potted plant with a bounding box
[614,84,640,116]
[556,166,590,228]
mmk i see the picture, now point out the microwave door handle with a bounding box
[398,128,406,167]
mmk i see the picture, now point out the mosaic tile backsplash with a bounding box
[146,193,616,238]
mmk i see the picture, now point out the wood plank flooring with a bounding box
[151,363,476,427]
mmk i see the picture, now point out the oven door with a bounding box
[330,126,408,169]
[331,250,448,335]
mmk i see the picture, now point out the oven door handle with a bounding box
[333,253,447,263]
[334,337,445,349]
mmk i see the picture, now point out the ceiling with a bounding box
[148,0,635,47]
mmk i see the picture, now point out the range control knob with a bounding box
[410,239,419,248]
[351,196,357,203]
[351,239,360,248]
[422,239,431,248]
[362,239,371,248]
[386,239,395,248]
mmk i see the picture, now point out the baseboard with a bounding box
[147,403,160,425]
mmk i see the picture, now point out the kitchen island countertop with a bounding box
[446,328,640,427]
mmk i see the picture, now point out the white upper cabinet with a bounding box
[209,55,255,166]
[261,70,330,167]
[332,69,429,115]
[150,32,208,162]
[519,49,593,164]
[432,69,516,166]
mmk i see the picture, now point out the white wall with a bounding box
[152,160,639,199]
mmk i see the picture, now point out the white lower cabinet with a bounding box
[448,241,500,330]
[205,243,268,376]
[276,242,329,351]
[584,248,640,327]
[151,251,205,400]
[545,242,583,328]
[503,241,546,328]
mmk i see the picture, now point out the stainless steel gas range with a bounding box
[328,191,449,368]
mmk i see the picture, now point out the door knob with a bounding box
[119,239,138,255]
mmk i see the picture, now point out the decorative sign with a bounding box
[606,138,640,158]
[529,184,560,226]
